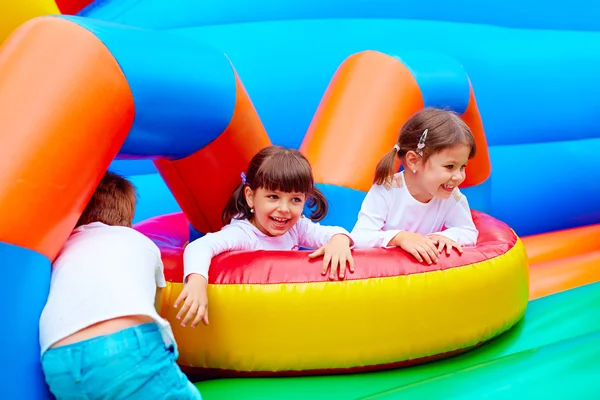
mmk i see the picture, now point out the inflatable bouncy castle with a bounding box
[1,0,599,399]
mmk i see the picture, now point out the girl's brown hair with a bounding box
[76,171,137,228]
[374,108,477,185]
[222,145,328,224]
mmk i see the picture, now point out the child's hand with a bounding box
[309,234,355,280]
[391,231,440,264]
[427,234,463,255]
[173,273,209,328]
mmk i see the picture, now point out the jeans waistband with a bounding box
[43,323,164,367]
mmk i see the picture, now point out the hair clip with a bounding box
[393,144,400,152]
[241,172,247,185]
[416,129,428,156]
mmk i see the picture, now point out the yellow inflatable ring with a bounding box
[136,210,529,377]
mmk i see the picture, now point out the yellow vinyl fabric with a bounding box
[0,0,60,45]
[159,239,529,373]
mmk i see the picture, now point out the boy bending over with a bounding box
[39,172,201,399]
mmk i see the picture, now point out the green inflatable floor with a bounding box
[195,281,600,399]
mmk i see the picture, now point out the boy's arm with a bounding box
[155,287,163,314]
[154,255,167,313]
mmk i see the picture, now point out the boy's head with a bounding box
[76,171,137,228]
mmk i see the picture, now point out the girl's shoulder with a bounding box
[292,214,312,230]
[226,218,258,233]
[436,188,467,210]
[378,172,404,191]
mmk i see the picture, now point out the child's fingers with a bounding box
[425,240,440,257]
[338,256,346,280]
[455,243,464,254]
[347,253,355,273]
[409,248,423,263]
[438,241,445,253]
[191,303,207,328]
[321,252,332,276]
[176,297,192,320]
[203,308,209,326]
[309,247,325,259]
[173,290,186,309]
[424,242,439,263]
[328,254,339,280]
[181,301,199,327]
[418,246,433,265]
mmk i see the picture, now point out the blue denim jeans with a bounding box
[41,323,201,400]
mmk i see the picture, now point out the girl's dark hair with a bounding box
[374,108,477,185]
[222,145,328,224]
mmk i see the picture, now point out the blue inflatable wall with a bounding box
[86,0,600,237]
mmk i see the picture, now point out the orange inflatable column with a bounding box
[154,73,270,234]
[0,16,134,260]
[300,51,423,192]
[0,17,134,259]
[0,16,134,399]
[460,83,491,187]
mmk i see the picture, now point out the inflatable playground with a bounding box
[2,0,600,399]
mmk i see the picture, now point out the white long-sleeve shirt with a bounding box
[351,171,479,249]
[184,217,351,281]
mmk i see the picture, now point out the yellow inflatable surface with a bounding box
[0,0,60,44]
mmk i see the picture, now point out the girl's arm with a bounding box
[432,193,479,246]
[176,225,256,328]
[296,217,353,250]
[183,225,256,282]
[351,185,401,248]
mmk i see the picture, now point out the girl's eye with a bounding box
[445,165,454,170]
[461,165,467,170]
[292,197,303,203]
[267,194,278,200]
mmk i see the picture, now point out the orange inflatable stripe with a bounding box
[155,72,270,233]
[460,83,491,187]
[300,51,424,192]
[523,223,600,300]
[522,223,600,264]
[529,250,600,300]
[0,17,134,260]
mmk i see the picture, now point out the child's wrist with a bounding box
[187,273,208,284]
[391,231,406,246]
[332,233,351,245]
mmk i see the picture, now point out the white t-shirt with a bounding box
[351,171,479,248]
[184,217,351,281]
[39,222,174,355]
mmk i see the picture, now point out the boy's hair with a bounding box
[76,171,137,228]
[222,145,328,225]
[374,108,477,185]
